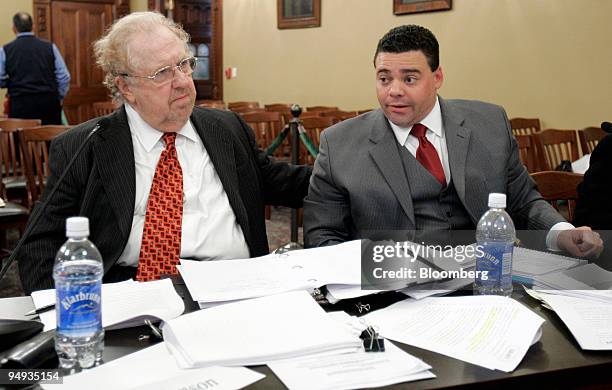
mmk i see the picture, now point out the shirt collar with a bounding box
[125,103,198,152]
[388,96,443,146]
[16,32,34,38]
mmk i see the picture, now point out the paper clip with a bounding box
[359,324,385,352]
[138,319,163,341]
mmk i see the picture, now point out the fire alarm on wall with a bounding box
[225,67,238,79]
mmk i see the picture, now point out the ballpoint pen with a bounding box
[25,304,55,316]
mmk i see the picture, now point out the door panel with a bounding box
[51,1,113,124]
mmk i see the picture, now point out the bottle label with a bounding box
[475,242,514,288]
[56,283,102,335]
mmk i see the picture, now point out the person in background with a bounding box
[0,12,70,125]
[304,24,603,259]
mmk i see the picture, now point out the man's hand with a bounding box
[557,226,604,258]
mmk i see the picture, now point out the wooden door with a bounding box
[33,0,129,125]
[51,2,112,124]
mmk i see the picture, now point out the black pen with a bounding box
[25,304,55,316]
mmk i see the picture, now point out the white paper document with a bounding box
[364,295,544,372]
[540,293,612,350]
[31,279,184,331]
[163,290,361,368]
[179,240,362,304]
[512,247,586,279]
[572,153,590,174]
[268,341,435,390]
[42,343,264,390]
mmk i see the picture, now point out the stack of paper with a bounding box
[268,342,434,390]
[536,292,612,350]
[163,290,362,367]
[512,247,587,286]
[533,263,612,303]
[178,240,362,307]
[31,279,184,331]
[42,343,264,390]
[364,295,544,372]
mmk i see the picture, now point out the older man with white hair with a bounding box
[19,12,311,293]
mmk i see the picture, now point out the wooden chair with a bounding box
[240,111,283,155]
[228,101,260,111]
[578,126,607,154]
[264,104,293,126]
[533,129,580,171]
[306,106,338,113]
[510,117,541,136]
[530,171,583,222]
[321,110,359,122]
[300,116,335,165]
[0,119,41,202]
[230,106,265,114]
[92,101,117,117]
[197,100,225,110]
[514,134,539,173]
[0,179,29,257]
[18,125,70,207]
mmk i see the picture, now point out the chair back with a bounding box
[320,110,359,122]
[300,116,335,164]
[514,134,539,173]
[228,101,260,111]
[18,125,70,206]
[578,126,607,154]
[0,119,42,181]
[240,111,283,156]
[197,100,226,109]
[92,101,117,117]
[510,117,541,136]
[533,129,580,171]
[305,106,339,113]
[530,171,583,222]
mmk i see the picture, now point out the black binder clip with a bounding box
[360,325,385,352]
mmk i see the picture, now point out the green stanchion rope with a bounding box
[299,131,318,158]
[264,122,319,158]
[265,125,290,156]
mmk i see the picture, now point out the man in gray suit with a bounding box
[18,12,310,293]
[304,25,602,258]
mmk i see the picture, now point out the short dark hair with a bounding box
[374,25,439,72]
[13,12,33,33]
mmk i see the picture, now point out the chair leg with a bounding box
[265,205,271,220]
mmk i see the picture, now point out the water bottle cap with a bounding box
[66,217,89,237]
[488,193,507,208]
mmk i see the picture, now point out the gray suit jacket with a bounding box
[19,106,311,293]
[304,97,565,247]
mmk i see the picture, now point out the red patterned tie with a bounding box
[136,132,183,282]
[411,123,446,187]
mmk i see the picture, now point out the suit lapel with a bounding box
[440,98,480,222]
[93,106,136,239]
[368,111,415,226]
[190,110,251,242]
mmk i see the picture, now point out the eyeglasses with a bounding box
[118,57,197,85]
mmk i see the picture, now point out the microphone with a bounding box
[601,122,612,133]
[0,118,110,281]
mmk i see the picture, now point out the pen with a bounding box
[25,304,55,316]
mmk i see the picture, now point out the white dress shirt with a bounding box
[387,97,572,249]
[116,104,250,266]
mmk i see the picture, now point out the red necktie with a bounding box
[411,123,446,187]
[136,132,183,282]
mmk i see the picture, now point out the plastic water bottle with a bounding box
[53,217,104,371]
[474,193,516,296]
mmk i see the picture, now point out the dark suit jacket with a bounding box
[304,98,565,247]
[574,134,612,229]
[19,106,311,293]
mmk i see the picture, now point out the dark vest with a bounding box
[3,35,57,98]
[397,143,475,232]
